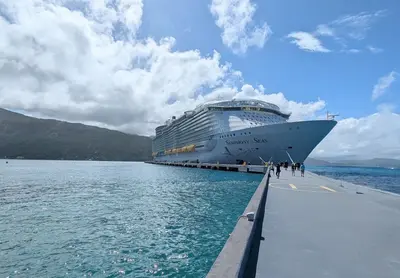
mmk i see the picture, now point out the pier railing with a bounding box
[206,167,271,278]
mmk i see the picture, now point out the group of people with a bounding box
[268,161,305,179]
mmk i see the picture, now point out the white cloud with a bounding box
[367,45,383,54]
[209,0,272,55]
[315,24,335,37]
[377,103,396,113]
[314,110,400,159]
[212,84,327,121]
[372,71,397,101]
[287,32,330,53]
[0,0,321,136]
[1,1,399,160]
[331,10,386,40]
[288,10,386,53]
[343,48,361,54]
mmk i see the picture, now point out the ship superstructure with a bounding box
[152,99,336,165]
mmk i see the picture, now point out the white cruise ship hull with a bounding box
[154,120,336,165]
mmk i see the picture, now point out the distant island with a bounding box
[0,108,152,161]
[305,157,400,169]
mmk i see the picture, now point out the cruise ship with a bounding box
[152,99,337,165]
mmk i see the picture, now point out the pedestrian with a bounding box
[270,162,275,174]
[276,163,281,179]
[291,163,296,176]
[300,163,305,177]
[284,161,288,170]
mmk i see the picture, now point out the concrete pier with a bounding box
[207,168,400,278]
[145,161,268,174]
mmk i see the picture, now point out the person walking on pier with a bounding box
[300,163,305,177]
[276,163,281,179]
[284,161,288,170]
[291,163,296,176]
[270,162,275,174]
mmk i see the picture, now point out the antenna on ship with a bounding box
[326,111,339,120]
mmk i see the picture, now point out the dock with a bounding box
[207,168,400,278]
[145,161,268,174]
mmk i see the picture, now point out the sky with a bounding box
[0,0,399,159]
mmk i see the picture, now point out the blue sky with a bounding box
[140,0,399,118]
[0,0,399,158]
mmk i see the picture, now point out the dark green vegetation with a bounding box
[0,108,152,161]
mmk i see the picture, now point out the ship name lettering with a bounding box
[226,139,249,145]
[253,138,268,143]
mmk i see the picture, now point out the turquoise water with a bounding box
[2,161,399,278]
[308,165,400,194]
[0,161,262,277]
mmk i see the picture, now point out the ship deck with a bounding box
[207,168,400,278]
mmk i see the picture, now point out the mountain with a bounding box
[2,108,398,166]
[0,108,152,161]
[304,157,332,166]
[306,157,400,168]
[331,158,400,168]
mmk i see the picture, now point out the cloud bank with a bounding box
[0,1,398,159]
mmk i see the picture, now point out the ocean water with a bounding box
[308,165,400,194]
[0,160,262,278]
[1,161,399,278]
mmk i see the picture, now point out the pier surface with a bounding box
[207,168,400,278]
[256,169,400,278]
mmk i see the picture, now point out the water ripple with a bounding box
[0,160,261,277]
[309,165,400,194]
